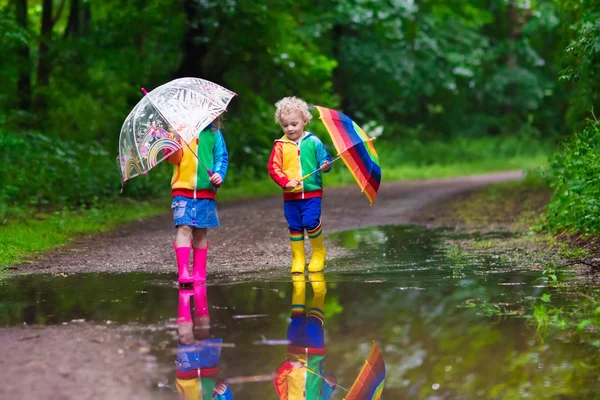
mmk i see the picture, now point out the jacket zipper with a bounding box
[298,134,305,200]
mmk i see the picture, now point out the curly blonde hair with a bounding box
[274,96,312,124]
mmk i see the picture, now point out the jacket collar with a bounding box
[275,131,312,144]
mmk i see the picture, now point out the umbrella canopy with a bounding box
[315,106,381,205]
[344,342,386,400]
[118,77,235,182]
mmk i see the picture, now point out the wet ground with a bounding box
[2,225,598,399]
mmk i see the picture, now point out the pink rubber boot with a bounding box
[193,284,209,318]
[174,243,194,285]
[177,288,193,324]
[192,243,209,285]
[193,284,210,336]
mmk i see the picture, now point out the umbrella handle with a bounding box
[299,156,341,182]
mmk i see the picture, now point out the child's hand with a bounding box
[210,173,223,187]
[285,179,300,189]
[214,379,228,394]
[320,160,331,172]
[324,374,337,387]
[289,359,304,369]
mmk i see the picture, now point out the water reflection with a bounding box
[175,284,233,399]
[0,226,598,399]
[274,273,338,399]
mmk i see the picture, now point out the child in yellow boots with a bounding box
[268,97,332,273]
[273,273,337,398]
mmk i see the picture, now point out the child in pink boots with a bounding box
[167,117,228,285]
[176,285,232,399]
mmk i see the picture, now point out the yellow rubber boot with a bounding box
[308,272,327,322]
[291,274,307,315]
[307,234,326,272]
[290,239,306,274]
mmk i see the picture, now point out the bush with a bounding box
[545,120,600,233]
[0,130,172,219]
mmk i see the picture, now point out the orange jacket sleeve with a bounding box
[273,360,293,400]
[268,142,290,188]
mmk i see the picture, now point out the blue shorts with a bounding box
[284,198,322,232]
[172,196,220,229]
[176,338,223,372]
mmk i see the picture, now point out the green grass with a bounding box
[0,199,168,267]
[1,152,549,268]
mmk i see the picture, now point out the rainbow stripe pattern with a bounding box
[291,304,306,317]
[344,341,386,400]
[307,221,322,239]
[290,230,304,242]
[125,158,143,180]
[315,106,381,206]
[147,138,181,168]
[308,307,324,323]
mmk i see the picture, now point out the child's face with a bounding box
[280,111,307,142]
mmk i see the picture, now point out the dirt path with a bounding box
[2,171,524,400]
[13,171,524,277]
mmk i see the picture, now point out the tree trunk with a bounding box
[15,0,31,111]
[506,0,532,67]
[36,0,54,109]
[176,0,208,78]
[332,24,351,113]
[506,0,518,67]
[64,0,80,38]
[81,1,91,36]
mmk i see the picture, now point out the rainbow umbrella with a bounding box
[302,341,385,399]
[301,106,381,206]
[344,342,386,400]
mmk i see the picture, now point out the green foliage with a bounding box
[0,129,172,220]
[310,0,564,137]
[528,287,600,348]
[555,0,600,130]
[545,120,600,233]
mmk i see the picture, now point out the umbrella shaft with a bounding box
[303,366,349,392]
[299,156,341,182]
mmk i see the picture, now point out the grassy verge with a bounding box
[415,171,552,228]
[0,199,168,268]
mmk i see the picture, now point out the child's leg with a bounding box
[174,226,194,284]
[175,225,193,247]
[284,200,306,274]
[192,228,208,249]
[302,198,326,272]
[192,228,208,284]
